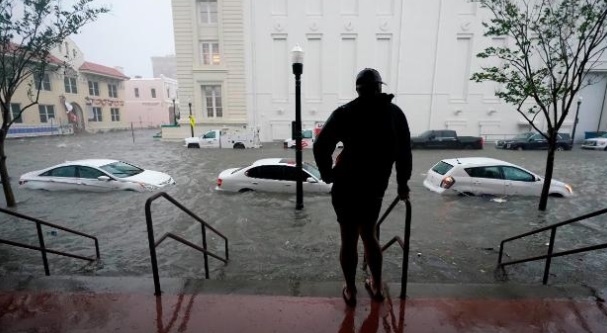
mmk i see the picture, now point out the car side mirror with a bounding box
[97,176,111,181]
[306,177,318,183]
[536,176,541,182]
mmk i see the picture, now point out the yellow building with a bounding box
[5,38,129,137]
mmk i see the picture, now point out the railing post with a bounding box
[201,224,209,279]
[543,228,557,285]
[145,198,162,296]
[35,222,50,276]
[400,200,412,299]
[497,241,505,266]
[94,238,100,259]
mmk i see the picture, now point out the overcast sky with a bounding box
[71,0,175,78]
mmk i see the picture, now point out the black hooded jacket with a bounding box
[313,93,412,198]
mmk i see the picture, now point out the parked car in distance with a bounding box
[185,129,261,149]
[19,159,175,192]
[423,157,573,197]
[284,129,315,149]
[411,130,483,149]
[495,132,572,150]
[216,158,331,193]
[581,133,607,150]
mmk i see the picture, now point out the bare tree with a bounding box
[472,0,607,211]
[0,0,108,207]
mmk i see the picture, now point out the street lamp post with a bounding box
[571,96,583,148]
[188,99,194,137]
[172,98,177,126]
[291,45,304,210]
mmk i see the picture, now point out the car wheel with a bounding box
[187,143,199,148]
[464,144,473,150]
[239,188,254,193]
[556,146,565,151]
[517,146,524,151]
[233,142,246,149]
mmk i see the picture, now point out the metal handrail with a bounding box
[498,207,607,284]
[145,192,229,296]
[0,207,100,275]
[363,196,412,299]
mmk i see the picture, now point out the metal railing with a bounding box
[145,192,229,296]
[363,196,412,299]
[498,207,607,284]
[0,208,100,276]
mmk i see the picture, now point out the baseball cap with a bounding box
[356,68,384,86]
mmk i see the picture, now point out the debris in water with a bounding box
[417,252,422,257]
[491,198,507,203]
[285,240,290,246]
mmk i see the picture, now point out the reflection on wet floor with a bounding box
[0,130,606,289]
[1,289,606,333]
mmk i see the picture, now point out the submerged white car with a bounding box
[216,158,331,193]
[423,157,573,197]
[19,159,176,192]
[581,133,607,150]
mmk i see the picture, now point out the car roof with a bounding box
[252,158,296,166]
[441,157,515,167]
[62,159,119,168]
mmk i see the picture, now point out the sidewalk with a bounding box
[1,276,606,332]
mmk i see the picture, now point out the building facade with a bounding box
[172,0,607,142]
[5,38,129,137]
[151,55,177,79]
[170,0,248,138]
[124,76,179,128]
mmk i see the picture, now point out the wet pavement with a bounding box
[1,277,606,333]
[0,130,606,290]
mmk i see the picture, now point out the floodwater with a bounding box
[1,130,606,289]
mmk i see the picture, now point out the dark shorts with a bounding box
[331,190,383,226]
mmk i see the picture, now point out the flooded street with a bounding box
[1,129,606,289]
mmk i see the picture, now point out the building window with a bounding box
[90,107,102,122]
[64,77,78,94]
[88,81,100,96]
[198,0,217,24]
[202,85,222,118]
[111,108,120,122]
[201,41,220,65]
[151,88,156,98]
[38,105,55,123]
[35,73,51,91]
[10,103,22,123]
[134,87,139,98]
[108,84,118,98]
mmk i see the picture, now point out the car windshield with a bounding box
[419,130,433,138]
[513,133,532,140]
[100,162,144,178]
[432,161,454,175]
[601,133,607,138]
[303,163,321,179]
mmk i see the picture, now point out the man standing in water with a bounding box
[313,68,412,306]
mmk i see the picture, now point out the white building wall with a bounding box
[246,0,607,142]
[172,0,607,142]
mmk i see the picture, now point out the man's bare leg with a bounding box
[360,222,383,296]
[339,223,359,296]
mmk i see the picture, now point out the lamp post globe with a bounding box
[291,45,304,210]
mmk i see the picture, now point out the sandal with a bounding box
[342,285,357,307]
[364,278,385,301]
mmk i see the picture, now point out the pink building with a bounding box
[124,76,179,128]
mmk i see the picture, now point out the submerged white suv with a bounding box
[423,157,573,197]
[581,133,607,150]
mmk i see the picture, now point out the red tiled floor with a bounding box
[1,291,606,332]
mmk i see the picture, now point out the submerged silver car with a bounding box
[423,157,573,197]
